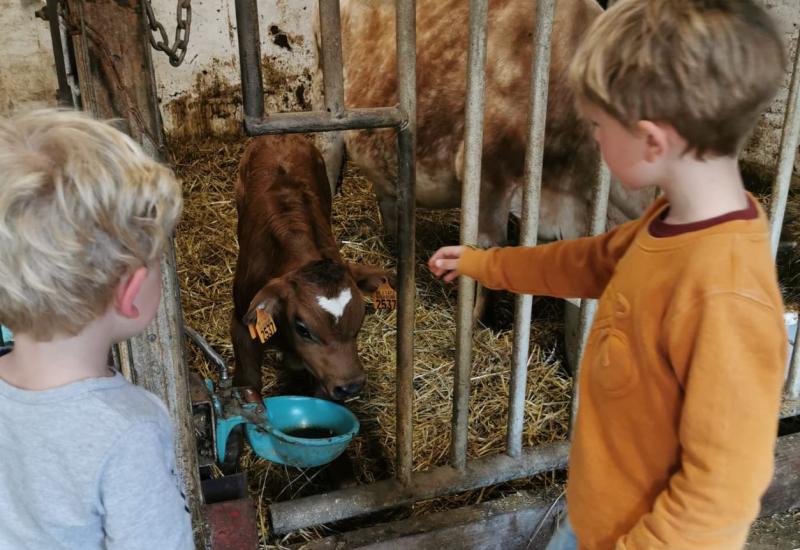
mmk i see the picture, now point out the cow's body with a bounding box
[340,0,653,246]
[231,135,393,399]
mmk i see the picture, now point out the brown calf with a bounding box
[231,135,394,400]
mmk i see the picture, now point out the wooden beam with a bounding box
[301,432,799,549]
[64,2,206,547]
[301,489,566,550]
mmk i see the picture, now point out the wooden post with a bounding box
[64,1,207,546]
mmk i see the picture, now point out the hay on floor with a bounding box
[170,137,572,548]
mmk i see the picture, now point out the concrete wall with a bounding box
[149,0,320,139]
[0,0,59,113]
[0,0,319,136]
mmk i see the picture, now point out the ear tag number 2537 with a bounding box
[248,308,277,343]
[372,278,397,310]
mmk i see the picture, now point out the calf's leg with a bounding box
[230,315,266,391]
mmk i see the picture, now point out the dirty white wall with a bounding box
[149,0,320,139]
[0,0,320,135]
[0,0,59,113]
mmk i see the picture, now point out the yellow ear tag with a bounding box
[249,308,277,343]
[372,278,397,310]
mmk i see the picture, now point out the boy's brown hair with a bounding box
[569,0,786,158]
[0,109,182,340]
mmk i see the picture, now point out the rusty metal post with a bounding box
[452,0,490,471]
[235,0,264,124]
[394,0,417,485]
[506,0,557,458]
[319,0,345,117]
[43,0,73,105]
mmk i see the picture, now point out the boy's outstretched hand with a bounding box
[428,245,465,282]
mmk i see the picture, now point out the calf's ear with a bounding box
[243,278,289,327]
[347,263,397,295]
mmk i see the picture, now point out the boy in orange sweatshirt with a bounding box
[429,1,788,548]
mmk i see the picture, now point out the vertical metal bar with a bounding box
[318,0,345,117]
[787,331,800,399]
[45,0,72,105]
[766,29,800,398]
[570,163,612,432]
[452,0,489,471]
[59,8,82,108]
[769,27,800,257]
[235,0,265,122]
[506,0,557,458]
[395,0,417,485]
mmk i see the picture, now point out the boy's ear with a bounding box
[637,120,669,163]
[244,279,288,326]
[114,267,149,319]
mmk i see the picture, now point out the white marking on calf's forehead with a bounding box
[317,288,352,322]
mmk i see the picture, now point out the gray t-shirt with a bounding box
[0,370,193,550]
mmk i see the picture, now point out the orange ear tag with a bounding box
[372,279,397,310]
[249,308,277,343]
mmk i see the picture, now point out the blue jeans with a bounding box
[545,516,578,550]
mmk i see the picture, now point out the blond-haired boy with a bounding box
[430,1,788,548]
[0,109,192,549]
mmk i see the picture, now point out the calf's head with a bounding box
[244,259,394,400]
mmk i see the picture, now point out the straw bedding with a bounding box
[171,138,800,547]
[170,137,572,547]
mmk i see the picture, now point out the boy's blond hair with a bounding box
[570,0,786,157]
[0,109,182,340]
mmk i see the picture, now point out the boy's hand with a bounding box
[428,245,465,282]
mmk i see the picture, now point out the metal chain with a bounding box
[143,0,192,67]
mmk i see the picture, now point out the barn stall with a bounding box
[4,0,800,548]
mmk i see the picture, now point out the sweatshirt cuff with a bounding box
[458,246,490,282]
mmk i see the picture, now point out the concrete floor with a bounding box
[747,509,800,550]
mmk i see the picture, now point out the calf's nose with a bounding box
[333,381,364,400]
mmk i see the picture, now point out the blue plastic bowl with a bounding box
[245,395,359,468]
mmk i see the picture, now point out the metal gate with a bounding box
[233,0,800,535]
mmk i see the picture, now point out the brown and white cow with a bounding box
[231,134,395,400]
[337,0,653,246]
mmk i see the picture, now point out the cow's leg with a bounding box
[231,314,265,391]
[376,190,398,247]
[474,182,514,325]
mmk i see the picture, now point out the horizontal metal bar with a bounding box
[453,0,490,472]
[243,107,404,136]
[268,441,569,534]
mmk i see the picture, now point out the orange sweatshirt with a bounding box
[458,196,786,550]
